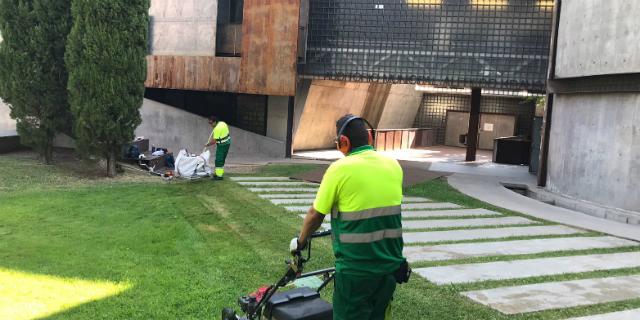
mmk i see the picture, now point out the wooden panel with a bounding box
[292,81,370,150]
[362,84,392,127]
[385,132,394,151]
[376,132,386,150]
[239,0,300,96]
[407,131,416,148]
[401,130,410,149]
[145,55,241,93]
[393,131,402,149]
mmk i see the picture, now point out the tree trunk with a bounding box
[107,150,117,177]
[43,137,54,165]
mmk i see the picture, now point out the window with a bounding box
[216,0,244,57]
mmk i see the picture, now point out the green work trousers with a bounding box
[333,272,397,320]
[214,143,230,177]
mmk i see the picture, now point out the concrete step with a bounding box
[402,217,538,230]
[416,252,640,285]
[403,225,586,244]
[462,275,640,314]
[404,236,639,262]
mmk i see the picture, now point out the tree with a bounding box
[66,0,149,177]
[0,0,73,164]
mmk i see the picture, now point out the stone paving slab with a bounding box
[249,188,319,193]
[402,217,537,230]
[403,209,501,219]
[298,211,502,222]
[270,198,434,205]
[300,214,329,222]
[402,197,432,203]
[403,225,586,244]
[285,202,461,212]
[462,275,640,314]
[271,198,316,205]
[403,203,462,210]
[258,194,317,199]
[238,181,317,186]
[404,236,639,262]
[417,252,640,285]
[230,177,293,181]
[567,309,640,320]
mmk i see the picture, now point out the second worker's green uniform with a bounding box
[209,121,231,178]
[313,145,404,320]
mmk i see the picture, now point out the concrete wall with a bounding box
[547,93,640,212]
[377,85,423,129]
[149,0,217,55]
[137,98,285,158]
[0,99,16,132]
[556,0,640,78]
[266,96,288,142]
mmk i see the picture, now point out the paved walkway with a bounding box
[230,175,640,318]
[448,173,640,241]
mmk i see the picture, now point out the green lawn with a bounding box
[0,153,638,319]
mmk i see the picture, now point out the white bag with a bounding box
[174,149,212,178]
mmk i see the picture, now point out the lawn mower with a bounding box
[222,230,335,320]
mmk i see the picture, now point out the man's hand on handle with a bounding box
[290,207,326,255]
[289,237,306,255]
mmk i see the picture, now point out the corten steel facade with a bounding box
[303,0,554,92]
[145,0,301,96]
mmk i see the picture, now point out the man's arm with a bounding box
[297,207,326,248]
[205,129,216,147]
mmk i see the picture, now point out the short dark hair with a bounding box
[208,116,218,123]
[336,114,369,149]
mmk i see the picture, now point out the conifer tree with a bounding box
[66,0,149,177]
[0,0,72,164]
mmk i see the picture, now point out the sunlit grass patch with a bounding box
[0,268,131,320]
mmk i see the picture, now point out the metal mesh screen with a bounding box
[414,93,535,144]
[304,0,554,92]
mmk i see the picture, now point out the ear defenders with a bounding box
[335,115,375,154]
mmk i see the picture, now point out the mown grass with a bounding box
[1,152,639,319]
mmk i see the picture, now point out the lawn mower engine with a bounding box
[222,230,334,320]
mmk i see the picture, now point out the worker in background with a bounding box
[289,114,410,320]
[205,116,231,180]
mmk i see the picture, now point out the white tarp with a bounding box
[174,149,212,178]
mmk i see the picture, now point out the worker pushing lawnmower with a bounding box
[222,114,411,320]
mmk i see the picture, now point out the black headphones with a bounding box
[336,115,375,149]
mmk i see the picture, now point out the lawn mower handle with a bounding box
[310,230,331,238]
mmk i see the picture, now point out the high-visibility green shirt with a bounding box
[211,121,231,145]
[313,145,404,276]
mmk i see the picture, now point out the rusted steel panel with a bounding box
[239,0,300,96]
[145,55,241,93]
